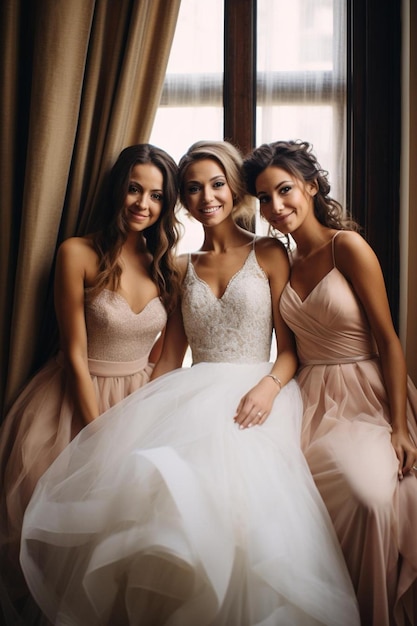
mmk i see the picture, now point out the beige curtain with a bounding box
[0,0,181,418]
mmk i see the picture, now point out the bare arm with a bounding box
[148,328,166,365]
[54,238,100,425]
[150,305,189,379]
[151,255,189,379]
[234,238,298,428]
[336,231,417,476]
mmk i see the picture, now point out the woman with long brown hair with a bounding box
[0,143,181,624]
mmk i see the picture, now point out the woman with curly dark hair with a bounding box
[244,139,417,626]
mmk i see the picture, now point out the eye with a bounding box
[151,192,163,202]
[280,185,292,195]
[186,184,201,194]
[213,180,226,189]
[258,195,270,205]
[128,184,140,194]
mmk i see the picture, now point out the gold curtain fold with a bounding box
[0,0,181,418]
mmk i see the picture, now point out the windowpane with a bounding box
[150,0,223,254]
[256,0,346,206]
[150,0,224,165]
[150,107,223,165]
[256,103,343,201]
[164,1,223,75]
[257,0,335,72]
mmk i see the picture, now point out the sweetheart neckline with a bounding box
[89,290,161,316]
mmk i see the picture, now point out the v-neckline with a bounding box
[189,250,254,301]
[288,267,336,304]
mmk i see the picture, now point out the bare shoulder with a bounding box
[253,236,290,287]
[56,236,99,280]
[334,230,381,280]
[255,235,289,268]
[334,230,377,264]
[58,235,95,257]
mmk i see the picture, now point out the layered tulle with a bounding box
[0,355,153,625]
[21,363,360,626]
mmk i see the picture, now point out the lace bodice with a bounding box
[85,290,167,361]
[181,249,273,364]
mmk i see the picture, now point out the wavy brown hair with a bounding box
[90,144,181,314]
[178,140,254,230]
[243,140,360,242]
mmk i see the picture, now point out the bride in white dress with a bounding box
[20,141,360,626]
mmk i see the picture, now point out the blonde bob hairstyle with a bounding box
[178,140,254,229]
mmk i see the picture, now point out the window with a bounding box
[150,0,224,163]
[150,0,346,251]
[257,0,346,205]
[150,0,224,252]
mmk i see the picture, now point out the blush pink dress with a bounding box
[0,289,166,621]
[280,233,417,626]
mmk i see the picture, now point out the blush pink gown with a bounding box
[0,289,166,623]
[280,234,417,626]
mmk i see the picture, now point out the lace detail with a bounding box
[182,250,273,364]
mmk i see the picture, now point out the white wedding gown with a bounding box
[20,247,360,626]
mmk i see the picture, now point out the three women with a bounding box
[19,141,359,625]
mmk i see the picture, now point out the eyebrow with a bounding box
[129,180,163,192]
[186,175,226,184]
[257,179,292,195]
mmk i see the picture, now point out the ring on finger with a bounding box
[413,465,417,471]
[256,411,263,417]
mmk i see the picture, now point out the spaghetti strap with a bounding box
[331,231,343,268]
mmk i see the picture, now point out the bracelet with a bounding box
[265,374,282,390]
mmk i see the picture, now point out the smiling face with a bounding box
[182,158,234,227]
[255,166,317,235]
[123,163,164,232]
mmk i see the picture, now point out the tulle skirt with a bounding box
[21,362,360,626]
[0,354,153,624]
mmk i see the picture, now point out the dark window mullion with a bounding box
[223,0,256,154]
